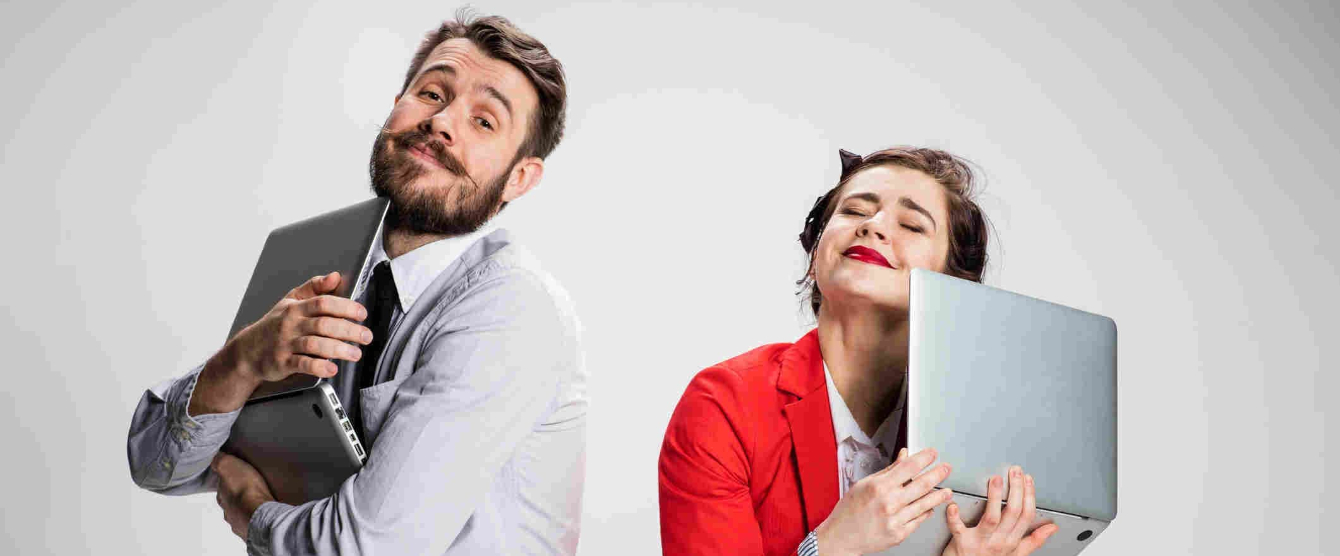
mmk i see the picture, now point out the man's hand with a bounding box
[188,271,372,417]
[942,466,1058,556]
[212,452,274,541]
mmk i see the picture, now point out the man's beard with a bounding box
[368,126,508,235]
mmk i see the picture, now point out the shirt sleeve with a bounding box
[658,366,768,555]
[126,362,241,494]
[246,266,575,555]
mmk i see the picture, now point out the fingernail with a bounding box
[1011,466,1021,477]
[1026,474,1034,486]
[362,330,373,343]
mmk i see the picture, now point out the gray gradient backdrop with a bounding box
[2,1,1335,554]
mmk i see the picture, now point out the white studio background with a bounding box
[2,1,1335,554]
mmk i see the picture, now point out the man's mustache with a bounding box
[391,128,469,176]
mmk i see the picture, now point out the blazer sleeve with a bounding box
[658,365,769,555]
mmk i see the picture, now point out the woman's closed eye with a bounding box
[902,224,925,234]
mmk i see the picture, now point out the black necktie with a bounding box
[352,261,398,436]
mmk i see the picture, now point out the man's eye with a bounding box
[841,208,866,217]
[421,91,443,102]
[476,117,493,130]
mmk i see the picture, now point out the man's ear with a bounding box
[501,156,545,204]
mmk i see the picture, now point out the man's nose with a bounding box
[422,105,461,146]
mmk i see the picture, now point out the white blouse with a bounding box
[823,362,908,497]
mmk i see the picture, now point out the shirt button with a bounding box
[177,429,190,441]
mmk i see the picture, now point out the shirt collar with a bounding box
[358,222,494,313]
[823,360,907,452]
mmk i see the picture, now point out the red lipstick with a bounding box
[843,245,894,268]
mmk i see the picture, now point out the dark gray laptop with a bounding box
[226,197,388,401]
[879,269,1118,555]
[221,197,388,504]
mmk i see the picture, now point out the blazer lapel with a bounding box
[779,330,840,531]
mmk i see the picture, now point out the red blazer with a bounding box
[659,329,906,555]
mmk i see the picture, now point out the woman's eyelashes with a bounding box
[840,207,926,235]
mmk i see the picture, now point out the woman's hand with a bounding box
[942,466,1058,556]
[815,447,954,556]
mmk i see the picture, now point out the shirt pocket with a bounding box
[359,376,408,447]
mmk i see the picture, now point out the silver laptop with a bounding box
[221,197,388,504]
[881,268,1117,555]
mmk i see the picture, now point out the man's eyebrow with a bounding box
[478,85,513,119]
[898,197,938,231]
[416,64,513,119]
[419,63,456,80]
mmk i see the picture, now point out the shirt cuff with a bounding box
[797,529,819,556]
[167,365,240,448]
[246,500,294,556]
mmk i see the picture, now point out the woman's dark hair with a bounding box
[797,146,991,316]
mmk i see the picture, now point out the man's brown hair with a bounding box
[401,10,567,160]
[797,146,992,315]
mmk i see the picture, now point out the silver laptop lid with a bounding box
[229,197,389,401]
[907,269,1117,521]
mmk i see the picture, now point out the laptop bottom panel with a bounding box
[871,490,1110,556]
[223,383,364,505]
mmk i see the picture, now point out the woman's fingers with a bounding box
[896,462,951,505]
[998,466,1025,534]
[980,474,1004,529]
[945,502,967,536]
[1014,523,1059,556]
[1008,473,1039,541]
[893,486,953,524]
[879,447,938,486]
[907,506,935,530]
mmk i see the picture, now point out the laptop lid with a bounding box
[906,268,1117,521]
[228,197,389,401]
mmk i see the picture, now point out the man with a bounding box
[126,12,586,555]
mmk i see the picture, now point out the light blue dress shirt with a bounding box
[127,227,588,555]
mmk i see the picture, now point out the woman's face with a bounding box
[812,165,951,316]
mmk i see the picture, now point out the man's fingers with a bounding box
[288,272,341,301]
[299,295,367,322]
[1014,523,1059,556]
[285,354,339,378]
[292,335,363,363]
[302,316,373,345]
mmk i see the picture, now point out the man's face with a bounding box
[370,38,543,235]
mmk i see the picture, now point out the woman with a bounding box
[658,147,1059,556]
